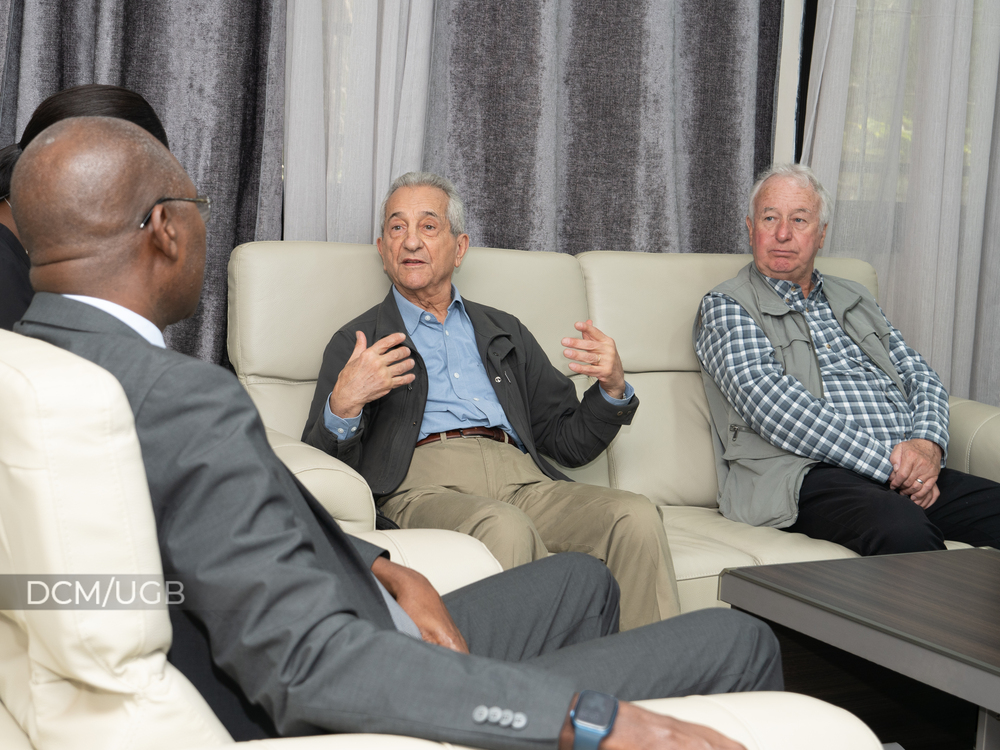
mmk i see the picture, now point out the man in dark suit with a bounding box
[12,116,780,750]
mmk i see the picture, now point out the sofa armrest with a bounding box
[181,692,880,750]
[635,692,880,749]
[948,397,1000,483]
[351,529,503,595]
[265,428,376,533]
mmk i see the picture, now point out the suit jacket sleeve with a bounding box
[142,358,574,748]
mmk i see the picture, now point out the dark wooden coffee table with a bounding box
[720,548,1000,750]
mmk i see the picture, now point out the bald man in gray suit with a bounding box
[12,116,779,750]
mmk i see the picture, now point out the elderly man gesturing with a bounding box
[304,172,679,629]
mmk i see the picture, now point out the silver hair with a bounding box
[747,163,833,227]
[379,171,465,237]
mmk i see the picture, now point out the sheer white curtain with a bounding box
[284,0,433,243]
[802,0,1000,407]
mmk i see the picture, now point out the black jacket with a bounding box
[303,289,639,498]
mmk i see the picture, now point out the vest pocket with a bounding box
[722,424,792,460]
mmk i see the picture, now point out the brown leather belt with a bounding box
[415,426,512,448]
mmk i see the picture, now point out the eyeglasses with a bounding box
[139,196,212,228]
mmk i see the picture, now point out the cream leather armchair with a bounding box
[227,242,1000,613]
[0,329,883,749]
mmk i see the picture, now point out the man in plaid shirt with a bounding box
[694,163,1000,555]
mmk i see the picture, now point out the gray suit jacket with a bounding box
[17,293,574,749]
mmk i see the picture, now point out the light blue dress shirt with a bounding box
[324,286,634,445]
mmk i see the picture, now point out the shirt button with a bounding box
[454,372,460,378]
[473,397,479,401]
[445,330,449,336]
[826,344,831,349]
[472,705,489,724]
[350,426,357,432]
[512,712,527,730]
[499,709,514,727]
[488,706,503,723]
[337,428,344,434]
[425,315,433,321]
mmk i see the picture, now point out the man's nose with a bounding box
[775,218,793,241]
[402,228,422,250]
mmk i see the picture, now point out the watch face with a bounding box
[574,691,617,729]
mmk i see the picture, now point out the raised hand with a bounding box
[328,331,415,418]
[561,320,627,399]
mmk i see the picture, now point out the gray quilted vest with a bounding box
[695,262,905,527]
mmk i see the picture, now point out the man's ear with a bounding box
[454,233,470,267]
[146,202,182,263]
[376,235,388,272]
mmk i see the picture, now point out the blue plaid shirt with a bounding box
[695,269,949,483]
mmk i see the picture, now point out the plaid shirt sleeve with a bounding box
[695,293,896,482]
[881,305,950,460]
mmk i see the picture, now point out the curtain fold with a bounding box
[0,0,285,365]
[423,0,783,256]
[803,0,1000,407]
[283,0,434,243]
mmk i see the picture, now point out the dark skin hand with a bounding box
[369,556,469,653]
[558,696,746,750]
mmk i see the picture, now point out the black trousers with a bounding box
[785,464,1000,556]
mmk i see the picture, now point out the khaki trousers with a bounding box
[380,436,681,629]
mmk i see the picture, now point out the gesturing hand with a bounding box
[370,557,469,653]
[328,331,415,419]
[561,320,627,399]
[889,438,943,509]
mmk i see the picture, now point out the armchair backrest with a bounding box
[0,330,230,749]
[227,242,878,508]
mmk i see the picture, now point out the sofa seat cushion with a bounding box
[660,506,858,566]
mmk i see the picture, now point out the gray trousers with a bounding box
[445,553,783,700]
[382,437,680,630]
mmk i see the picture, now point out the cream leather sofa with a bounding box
[228,242,1000,613]
[0,329,883,749]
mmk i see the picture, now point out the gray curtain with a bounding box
[424,0,783,255]
[0,0,285,365]
[802,0,1000,407]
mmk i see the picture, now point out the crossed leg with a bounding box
[445,553,782,699]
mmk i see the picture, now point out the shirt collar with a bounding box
[392,285,465,335]
[63,294,166,348]
[762,268,824,301]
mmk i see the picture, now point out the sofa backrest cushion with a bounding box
[228,242,881,505]
[578,252,880,506]
[0,330,231,750]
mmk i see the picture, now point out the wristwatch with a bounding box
[570,690,619,750]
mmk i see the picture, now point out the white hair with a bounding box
[747,163,832,227]
[379,171,465,236]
